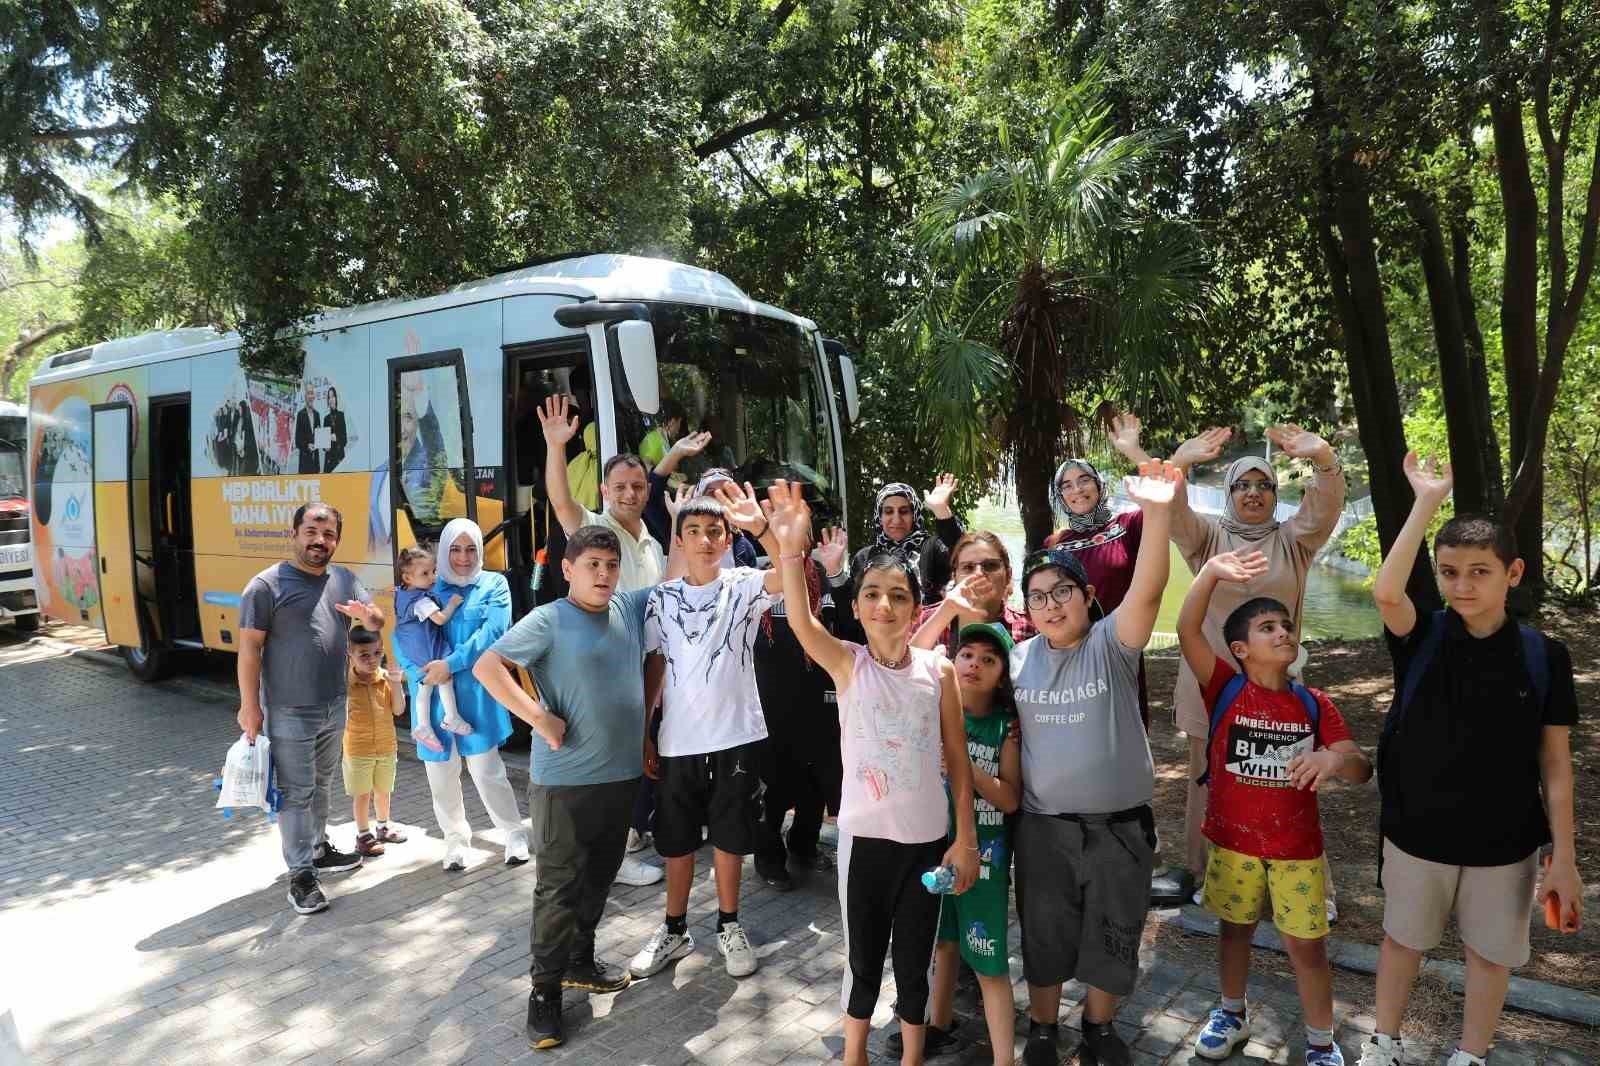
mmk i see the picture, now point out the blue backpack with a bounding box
[1380,610,1550,748]
[1196,672,1320,786]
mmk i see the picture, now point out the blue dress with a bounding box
[392,571,514,761]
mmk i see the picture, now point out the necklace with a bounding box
[869,645,909,669]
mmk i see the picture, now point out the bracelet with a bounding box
[779,553,805,562]
[753,518,770,539]
[962,844,979,851]
[1315,458,1342,475]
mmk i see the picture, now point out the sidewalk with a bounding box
[0,643,1591,1065]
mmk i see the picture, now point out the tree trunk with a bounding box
[1448,212,1505,511]
[1014,429,1057,553]
[1,319,76,398]
[1407,190,1496,514]
[1313,166,1443,612]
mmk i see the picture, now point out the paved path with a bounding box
[0,636,1589,1065]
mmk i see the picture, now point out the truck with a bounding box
[0,399,41,631]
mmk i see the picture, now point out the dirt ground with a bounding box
[1144,605,1600,995]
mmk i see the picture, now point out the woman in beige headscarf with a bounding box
[1112,417,1346,908]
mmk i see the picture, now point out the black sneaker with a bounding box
[885,1020,959,1058]
[1079,1021,1132,1066]
[526,987,564,1050]
[312,841,363,874]
[287,871,328,915]
[561,956,632,994]
[1023,1020,1059,1066]
[755,861,794,891]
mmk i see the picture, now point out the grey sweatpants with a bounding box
[266,695,346,875]
[528,777,638,986]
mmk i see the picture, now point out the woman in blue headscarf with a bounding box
[393,517,529,871]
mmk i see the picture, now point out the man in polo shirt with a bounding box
[540,392,666,888]
[540,394,664,591]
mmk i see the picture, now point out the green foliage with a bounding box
[0,236,83,399]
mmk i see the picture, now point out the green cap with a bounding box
[957,620,1015,654]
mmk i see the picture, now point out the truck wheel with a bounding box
[123,629,174,682]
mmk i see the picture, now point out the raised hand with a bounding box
[385,663,405,685]
[814,527,848,576]
[945,573,990,615]
[1266,423,1332,463]
[1402,451,1453,503]
[1109,412,1144,456]
[539,394,580,447]
[1172,426,1233,469]
[765,480,814,554]
[1204,549,1270,584]
[671,430,713,459]
[710,480,766,531]
[1123,458,1183,508]
[926,473,959,518]
[665,484,693,521]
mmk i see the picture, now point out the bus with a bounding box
[27,254,859,679]
[0,399,40,632]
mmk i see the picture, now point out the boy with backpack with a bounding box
[1178,550,1371,1065]
[1364,454,1582,1066]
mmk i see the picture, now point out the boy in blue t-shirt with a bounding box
[474,525,655,1053]
[392,544,470,751]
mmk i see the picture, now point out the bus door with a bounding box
[149,396,201,645]
[501,340,596,616]
[91,403,144,649]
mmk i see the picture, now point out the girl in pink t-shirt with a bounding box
[767,481,979,1066]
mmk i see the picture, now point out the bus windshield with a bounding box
[613,303,842,524]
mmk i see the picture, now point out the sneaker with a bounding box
[1326,896,1339,925]
[1444,1052,1486,1066]
[505,834,531,866]
[1356,1034,1403,1066]
[287,871,328,915]
[442,845,469,871]
[1194,1007,1250,1060]
[526,987,564,1050]
[1023,1020,1059,1066]
[885,1020,959,1057]
[355,831,385,858]
[561,956,632,994]
[755,860,794,891]
[614,855,663,886]
[312,841,363,874]
[629,924,694,977]
[717,921,758,977]
[375,824,408,844]
[626,828,653,853]
[1306,1043,1346,1066]
[1080,1021,1132,1066]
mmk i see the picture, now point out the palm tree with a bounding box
[900,72,1212,550]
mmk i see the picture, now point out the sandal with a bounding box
[376,824,408,844]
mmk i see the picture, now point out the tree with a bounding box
[0,239,82,400]
[899,75,1212,550]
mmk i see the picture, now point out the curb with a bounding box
[1165,906,1600,1027]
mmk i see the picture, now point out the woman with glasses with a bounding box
[910,530,1036,654]
[1111,415,1347,911]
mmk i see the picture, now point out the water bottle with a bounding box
[921,864,957,894]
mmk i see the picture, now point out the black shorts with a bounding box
[654,741,766,858]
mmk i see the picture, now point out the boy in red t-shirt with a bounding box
[1178,549,1373,1066]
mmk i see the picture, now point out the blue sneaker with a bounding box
[1306,1042,1346,1066]
[1194,1007,1250,1060]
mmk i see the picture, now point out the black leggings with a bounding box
[838,833,947,1022]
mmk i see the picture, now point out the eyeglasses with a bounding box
[1025,583,1081,610]
[956,559,1007,576]
[1230,479,1276,496]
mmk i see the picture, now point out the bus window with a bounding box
[393,357,474,541]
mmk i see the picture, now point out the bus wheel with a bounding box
[12,612,39,633]
[123,631,174,682]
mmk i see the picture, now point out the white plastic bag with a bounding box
[215,733,272,813]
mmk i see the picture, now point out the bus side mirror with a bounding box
[838,355,860,424]
[616,320,660,415]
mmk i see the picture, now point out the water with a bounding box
[968,498,1381,641]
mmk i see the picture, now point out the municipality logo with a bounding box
[966,921,997,957]
[64,495,81,521]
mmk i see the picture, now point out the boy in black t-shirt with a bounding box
[1365,453,1582,1066]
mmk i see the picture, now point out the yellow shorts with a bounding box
[1203,844,1328,941]
[343,753,398,796]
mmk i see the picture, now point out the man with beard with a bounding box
[237,503,386,915]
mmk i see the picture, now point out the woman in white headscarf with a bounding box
[1115,418,1347,899]
[392,517,530,870]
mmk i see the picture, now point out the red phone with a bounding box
[1542,855,1582,933]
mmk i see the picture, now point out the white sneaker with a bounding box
[717,921,757,978]
[1326,896,1339,925]
[1356,1034,1402,1066]
[626,829,652,854]
[442,845,469,871]
[504,834,531,866]
[1444,1052,1485,1066]
[629,924,694,977]
[614,855,663,886]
